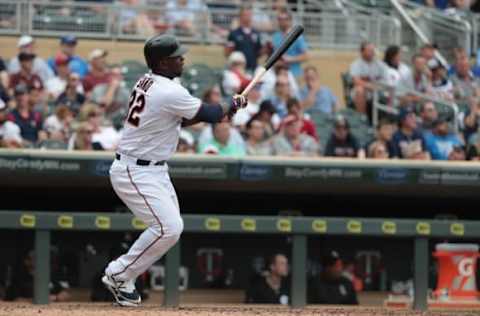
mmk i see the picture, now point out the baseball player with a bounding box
[102,34,247,307]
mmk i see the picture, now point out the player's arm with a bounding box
[181,95,247,127]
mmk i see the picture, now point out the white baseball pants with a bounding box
[105,158,183,282]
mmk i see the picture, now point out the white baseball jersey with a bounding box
[118,72,201,161]
[105,72,199,286]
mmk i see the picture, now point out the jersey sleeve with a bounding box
[163,86,202,120]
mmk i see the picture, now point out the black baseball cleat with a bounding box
[102,273,141,307]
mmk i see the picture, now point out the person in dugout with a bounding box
[245,253,290,304]
[308,250,358,305]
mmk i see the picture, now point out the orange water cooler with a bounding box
[433,243,480,301]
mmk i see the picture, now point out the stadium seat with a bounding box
[181,63,218,98]
[121,60,149,89]
[341,72,355,109]
[37,140,68,150]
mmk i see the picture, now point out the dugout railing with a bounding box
[1,211,480,310]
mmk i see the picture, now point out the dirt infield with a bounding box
[1,303,479,316]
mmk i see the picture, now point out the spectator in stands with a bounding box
[392,107,430,159]
[28,81,48,116]
[47,35,89,78]
[8,35,53,84]
[272,114,319,157]
[383,45,411,89]
[449,47,480,78]
[349,42,385,114]
[43,105,74,144]
[397,54,432,105]
[270,75,293,118]
[177,130,195,153]
[245,253,290,304]
[198,118,246,150]
[81,103,120,151]
[271,10,309,78]
[251,100,278,139]
[56,73,86,116]
[420,43,437,64]
[414,0,449,10]
[367,141,389,159]
[428,59,454,101]
[451,56,480,101]
[118,0,155,36]
[90,66,130,120]
[0,99,22,148]
[225,6,263,73]
[46,54,76,100]
[9,52,44,94]
[82,49,110,95]
[285,97,318,141]
[418,101,439,132]
[0,56,8,92]
[448,145,467,160]
[308,250,358,305]
[259,62,299,102]
[222,51,251,96]
[198,122,246,156]
[300,66,338,114]
[463,96,480,140]
[69,121,95,151]
[325,115,363,158]
[367,119,397,158]
[245,117,273,156]
[4,250,70,302]
[466,136,480,160]
[165,0,207,35]
[424,117,463,160]
[7,84,44,145]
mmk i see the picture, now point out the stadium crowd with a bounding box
[1,2,480,161]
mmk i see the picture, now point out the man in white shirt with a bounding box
[8,35,54,84]
[349,42,386,114]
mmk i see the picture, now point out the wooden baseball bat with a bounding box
[240,25,305,97]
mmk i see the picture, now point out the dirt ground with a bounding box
[1,303,480,316]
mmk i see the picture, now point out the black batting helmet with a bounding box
[144,34,188,70]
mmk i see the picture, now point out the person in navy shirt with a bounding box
[411,0,449,10]
[392,107,430,159]
[271,10,309,78]
[226,6,263,73]
[48,35,89,78]
[7,84,43,144]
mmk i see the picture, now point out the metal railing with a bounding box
[3,211,479,310]
[0,0,22,35]
[0,0,402,50]
[390,0,472,62]
[372,81,460,131]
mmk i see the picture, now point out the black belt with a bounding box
[115,153,165,166]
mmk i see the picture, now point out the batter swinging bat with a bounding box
[240,25,305,97]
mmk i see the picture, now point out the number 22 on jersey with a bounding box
[127,90,146,127]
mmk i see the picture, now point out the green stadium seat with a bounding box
[181,63,219,98]
[341,72,355,109]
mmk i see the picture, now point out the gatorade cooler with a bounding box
[433,243,480,301]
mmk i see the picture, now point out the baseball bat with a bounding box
[240,25,304,97]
